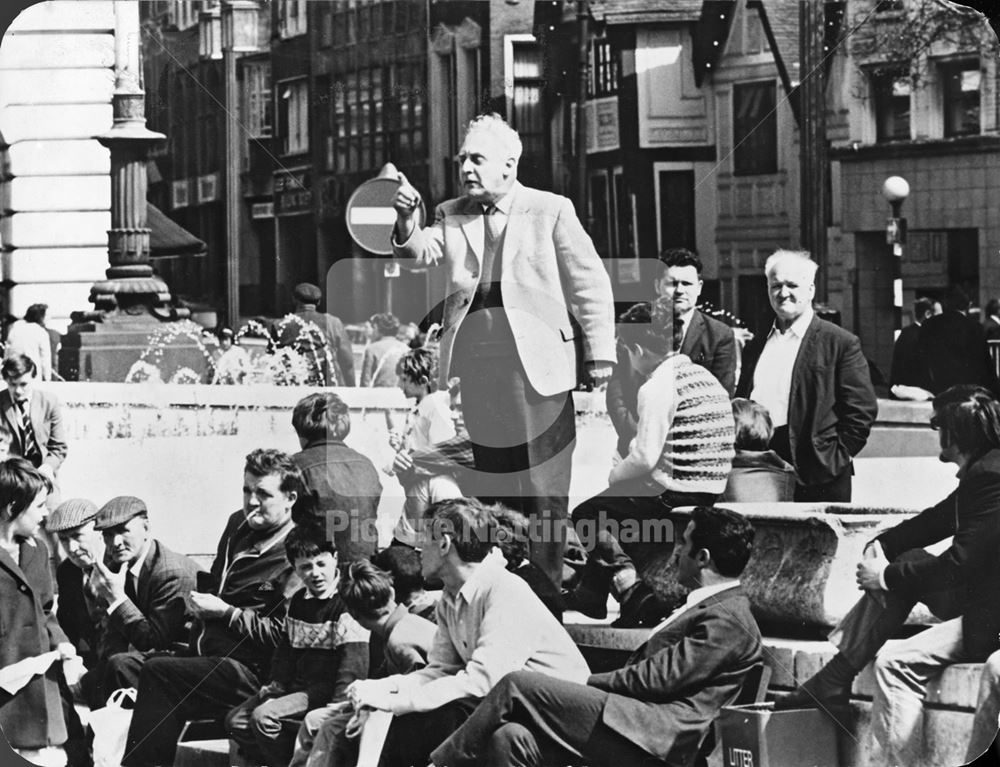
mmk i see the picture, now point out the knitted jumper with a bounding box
[636,354,734,494]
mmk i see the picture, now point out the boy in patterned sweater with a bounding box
[288,559,437,767]
[567,296,734,628]
[225,525,370,767]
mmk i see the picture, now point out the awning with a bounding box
[148,202,207,259]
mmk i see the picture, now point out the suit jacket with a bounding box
[587,587,762,765]
[103,539,201,657]
[736,316,877,488]
[607,309,736,455]
[55,559,102,665]
[984,316,1000,342]
[917,311,1000,396]
[393,182,616,396]
[0,388,67,473]
[889,322,929,389]
[0,536,69,748]
[876,449,1000,660]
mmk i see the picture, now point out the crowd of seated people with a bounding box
[9,261,1000,765]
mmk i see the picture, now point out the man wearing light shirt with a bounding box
[736,249,876,501]
[430,506,762,767]
[779,386,1000,766]
[346,497,590,767]
[87,495,200,703]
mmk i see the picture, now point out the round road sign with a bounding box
[345,175,425,255]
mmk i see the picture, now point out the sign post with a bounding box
[346,163,425,314]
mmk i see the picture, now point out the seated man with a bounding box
[568,297,734,627]
[47,499,105,703]
[430,506,762,767]
[780,386,1000,766]
[291,392,382,564]
[346,498,590,767]
[289,558,438,767]
[88,496,202,703]
[226,525,369,767]
[122,449,304,767]
[719,398,796,503]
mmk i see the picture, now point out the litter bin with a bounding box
[718,703,838,767]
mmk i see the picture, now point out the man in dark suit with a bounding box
[736,250,877,502]
[392,113,616,587]
[889,296,937,400]
[85,496,200,702]
[0,353,67,492]
[607,248,735,457]
[917,286,1000,397]
[429,506,762,767]
[780,386,1000,765]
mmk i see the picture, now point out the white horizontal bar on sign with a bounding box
[349,207,397,225]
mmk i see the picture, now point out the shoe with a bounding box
[612,581,665,628]
[774,688,853,731]
[562,587,608,619]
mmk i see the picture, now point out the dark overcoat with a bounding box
[0,536,68,748]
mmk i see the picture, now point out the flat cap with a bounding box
[46,498,99,533]
[95,496,148,531]
[293,282,322,303]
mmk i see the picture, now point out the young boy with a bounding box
[288,560,437,767]
[388,350,463,545]
[719,398,797,502]
[225,525,370,767]
[370,545,438,621]
[490,505,564,619]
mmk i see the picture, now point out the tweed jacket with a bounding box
[587,587,762,765]
[393,182,616,396]
[736,316,877,487]
[103,538,201,657]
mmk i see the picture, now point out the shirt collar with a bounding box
[484,188,516,216]
[683,580,740,609]
[128,538,153,579]
[769,307,814,340]
[452,555,505,605]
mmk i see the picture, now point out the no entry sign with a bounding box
[345,166,425,255]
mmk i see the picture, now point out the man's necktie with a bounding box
[125,570,138,603]
[484,204,502,250]
[14,400,40,464]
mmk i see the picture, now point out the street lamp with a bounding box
[882,175,909,340]
[221,1,260,327]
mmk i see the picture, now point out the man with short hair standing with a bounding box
[346,497,590,767]
[87,496,200,702]
[277,282,356,387]
[122,450,303,767]
[607,247,736,457]
[736,250,876,502]
[392,114,616,587]
[0,354,66,495]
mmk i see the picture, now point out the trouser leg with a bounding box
[248,691,311,767]
[304,709,356,767]
[224,691,266,763]
[827,588,919,671]
[377,698,480,767]
[966,650,1000,762]
[872,617,967,767]
[121,656,260,767]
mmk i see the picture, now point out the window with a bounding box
[733,81,777,175]
[872,69,911,142]
[174,0,197,30]
[510,40,548,188]
[942,60,981,137]
[589,38,619,98]
[875,0,904,11]
[278,0,307,38]
[278,79,309,155]
[243,61,272,139]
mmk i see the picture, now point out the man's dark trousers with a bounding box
[376,698,480,767]
[431,672,666,767]
[121,655,260,767]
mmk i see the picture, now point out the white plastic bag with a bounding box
[88,688,137,767]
